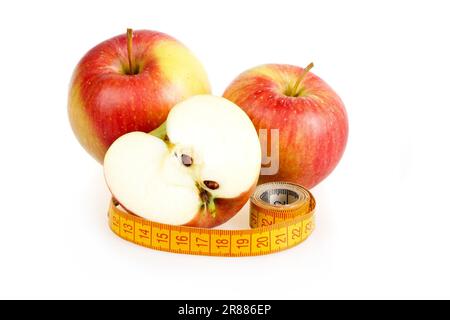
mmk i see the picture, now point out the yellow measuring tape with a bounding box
[108,182,315,257]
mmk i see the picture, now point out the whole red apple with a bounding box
[68,29,211,163]
[223,63,348,188]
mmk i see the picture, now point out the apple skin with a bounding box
[223,64,348,189]
[68,30,211,163]
[184,182,257,228]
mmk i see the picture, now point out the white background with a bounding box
[0,0,449,299]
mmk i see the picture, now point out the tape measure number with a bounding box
[108,182,315,257]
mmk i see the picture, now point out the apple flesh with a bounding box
[103,95,262,228]
[68,29,211,163]
[223,64,348,189]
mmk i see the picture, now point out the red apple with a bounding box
[68,29,211,163]
[223,63,348,188]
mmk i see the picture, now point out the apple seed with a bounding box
[181,154,193,167]
[203,180,219,190]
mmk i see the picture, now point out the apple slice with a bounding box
[104,95,261,228]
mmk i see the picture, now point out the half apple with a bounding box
[103,95,262,228]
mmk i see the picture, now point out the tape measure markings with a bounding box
[108,182,315,257]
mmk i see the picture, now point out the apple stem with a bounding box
[290,62,314,97]
[127,28,134,75]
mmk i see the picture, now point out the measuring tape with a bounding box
[108,182,315,257]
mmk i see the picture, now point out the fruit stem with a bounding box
[127,28,134,75]
[290,62,314,97]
